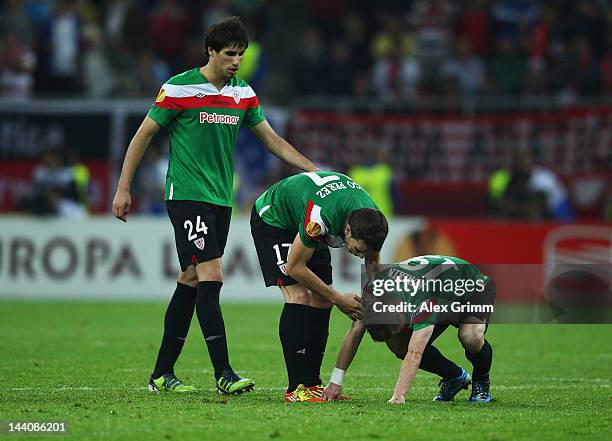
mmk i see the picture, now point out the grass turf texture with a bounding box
[0,301,610,441]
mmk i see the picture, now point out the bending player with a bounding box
[325,255,495,404]
[250,171,388,402]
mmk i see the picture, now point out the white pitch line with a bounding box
[6,384,609,393]
[216,385,610,392]
[543,377,611,383]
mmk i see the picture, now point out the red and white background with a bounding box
[1,102,610,300]
[1,217,610,300]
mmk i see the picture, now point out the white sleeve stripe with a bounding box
[309,205,328,235]
[258,204,271,217]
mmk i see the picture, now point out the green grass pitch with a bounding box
[0,301,610,441]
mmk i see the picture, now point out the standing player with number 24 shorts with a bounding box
[112,17,319,395]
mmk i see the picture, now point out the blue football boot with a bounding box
[434,367,471,401]
[469,380,493,403]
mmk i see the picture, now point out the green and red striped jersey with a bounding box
[148,68,266,206]
[254,172,378,248]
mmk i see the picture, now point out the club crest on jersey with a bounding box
[194,238,205,250]
[155,88,166,103]
[306,221,322,238]
[232,89,240,104]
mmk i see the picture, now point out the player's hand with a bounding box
[335,293,362,321]
[112,188,131,222]
[323,382,342,401]
[387,395,405,404]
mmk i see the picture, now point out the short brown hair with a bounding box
[347,208,388,252]
[204,16,248,53]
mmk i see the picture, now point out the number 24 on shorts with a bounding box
[184,216,208,241]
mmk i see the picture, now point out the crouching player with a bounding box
[325,255,495,404]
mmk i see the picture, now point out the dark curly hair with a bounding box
[204,16,249,53]
[347,208,388,252]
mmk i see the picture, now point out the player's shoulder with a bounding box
[332,171,354,181]
[302,171,354,181]
[446,255,473,266]
[164,68,207,86]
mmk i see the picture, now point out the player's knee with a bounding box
[310,292,333,309]
[307,284,334,309]
[459,328,485,353]
[311,299,333,309]
[196,259,224,282]
[282,286,311,305]
[201,269,224,282]
[291,291,311,305]
[178,267,198,287]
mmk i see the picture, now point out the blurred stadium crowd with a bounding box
[296,0,611,101]
[1,0,611,101]
[0,0,611,222]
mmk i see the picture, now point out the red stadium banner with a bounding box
[287,107,612,218]
[288,107,612,181]
[0,160,110,214]
[391,219,612,264]
[389,219,612,303]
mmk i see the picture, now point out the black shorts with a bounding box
[166,200,232,271]
[250,206,333,287]
[426,278,496,327]
[461,278,496,324]
[388,280,496,360]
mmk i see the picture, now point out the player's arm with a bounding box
[250,120,319,172]
[324,253,379,399]
[334,319,367,370]
[324,319,367,401]
[286,233,362,320]
[388,324,434,404]
[112,116,161,221]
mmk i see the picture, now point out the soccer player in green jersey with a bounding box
[324,255,495,404]
[112,17,319,395]
[250,171,389,402]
